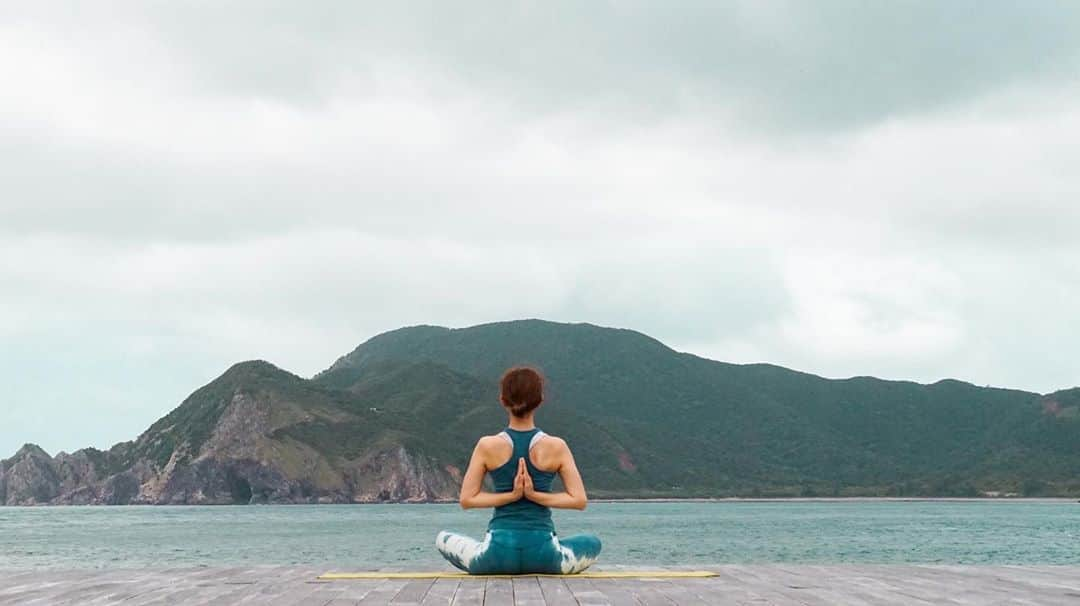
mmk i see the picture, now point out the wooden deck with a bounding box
[1,565,1079,605]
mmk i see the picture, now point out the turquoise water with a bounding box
[1,501,1077,569]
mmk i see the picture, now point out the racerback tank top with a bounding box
[487,427,556,532]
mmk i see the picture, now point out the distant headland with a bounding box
[3,320,1078,505]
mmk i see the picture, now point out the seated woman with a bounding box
[435,366,602,575]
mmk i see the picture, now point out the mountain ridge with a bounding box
[3,319,1078,505]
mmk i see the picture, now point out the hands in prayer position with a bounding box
[512,457,537,501]
[458,432,586,510]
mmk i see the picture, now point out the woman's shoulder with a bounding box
[475,433,508,451]
[534,432,569,454]
[471,434,513,469]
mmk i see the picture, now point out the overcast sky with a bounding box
[3,1,1079,456]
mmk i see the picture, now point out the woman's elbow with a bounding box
[574,496,588,510]
[458,495,474,509]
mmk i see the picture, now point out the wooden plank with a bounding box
[86,585,182,605]
[934,564,1080,593]
[0,570,47,588]
[905,565,1073,605]
[197,582,276,606]
[357,579,410,605]
[510,577,544,606]
[588,578,638,606]
[419,578,460,605]
[839,565,1052,606]
[612,578,676,606]
[839,566,964,605]
[29,579,130,604]
[766,566,880,606]
[391,578,436,605]
[482,578,513,606]
[1,570,112,603]
[886,565,1021,605]
[809,567,940,606]
[564,577,611,606]
[332,580,387,601]
[450,578,484,606]
[651,579,711,606]
[713,565,810,605]
[261,581,333,605]
[675,576,773,605]
[536,577,577,606]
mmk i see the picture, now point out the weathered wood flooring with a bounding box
[1,565,1078,605]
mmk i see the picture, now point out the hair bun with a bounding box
[500,366,544,418]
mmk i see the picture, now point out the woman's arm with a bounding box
[459,438,523,509]
[524,438,588,510]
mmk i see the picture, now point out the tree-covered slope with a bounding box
[3,319,1079,505]
[323,320,1080,497]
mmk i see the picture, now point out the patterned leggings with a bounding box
[436,529,602,575]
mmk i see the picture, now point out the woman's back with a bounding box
[488,427,556,531]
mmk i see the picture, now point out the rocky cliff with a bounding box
[1,361,462,505]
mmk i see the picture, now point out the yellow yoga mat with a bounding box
[319,570,717,580]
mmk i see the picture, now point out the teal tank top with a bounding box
[488,427,556,532]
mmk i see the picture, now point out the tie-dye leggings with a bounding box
[436,529,602,575]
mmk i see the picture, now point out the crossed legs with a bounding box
[436,529,602,575]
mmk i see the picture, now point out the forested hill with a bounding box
[321,320,1080,498]
[3,320,1079,505]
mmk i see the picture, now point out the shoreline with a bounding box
[2,496,1077,508]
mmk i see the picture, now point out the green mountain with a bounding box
[321,320,1080,498]
[2,320,1078,505]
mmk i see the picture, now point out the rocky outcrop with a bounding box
[1,444,62,505]
[0,441,457,506]
[0,367,460,505]
[345,446,460,503]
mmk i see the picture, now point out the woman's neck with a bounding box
[507,414,536,431]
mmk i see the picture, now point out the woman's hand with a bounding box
[520,437,588,510]
[459,436,530,509]
[519,457,536,499]
[512,458,527,499]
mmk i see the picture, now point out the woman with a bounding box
[435,366,602,575]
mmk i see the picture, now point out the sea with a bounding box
[2,500,1077,570]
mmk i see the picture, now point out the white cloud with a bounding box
[2,2,1079,455]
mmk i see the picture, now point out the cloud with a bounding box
[1,2,1079,455]
[124,2,1080,131]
